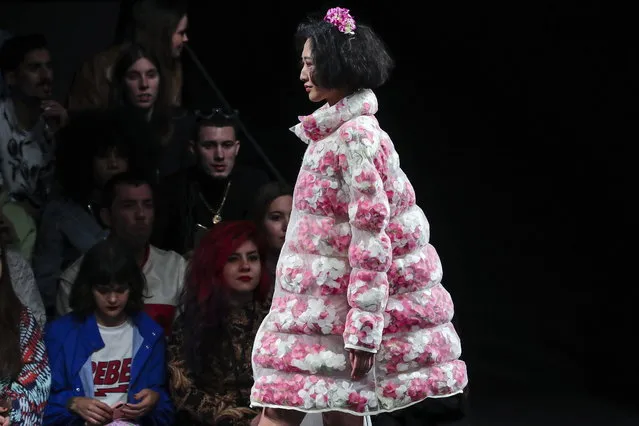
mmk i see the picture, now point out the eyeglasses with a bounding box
[194,108,239,120]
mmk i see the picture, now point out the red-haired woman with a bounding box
[167,220,270,426]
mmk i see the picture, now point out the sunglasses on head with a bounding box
[194,108,239,120]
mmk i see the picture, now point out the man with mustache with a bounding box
[0,33,67,220]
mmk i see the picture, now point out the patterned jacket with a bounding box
[0,308,51,425]
[250,89,468,415]
[168,301,268,425]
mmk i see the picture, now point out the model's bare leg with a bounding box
[257,407,307,426]
[322,411,365,426]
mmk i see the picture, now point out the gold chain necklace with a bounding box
[198,180,231,225]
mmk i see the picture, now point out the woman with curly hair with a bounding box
[168,220,271,425]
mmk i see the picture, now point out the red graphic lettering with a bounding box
[104,360,121,385]
[121,358,132,383]
[94,362,107,385]
[94,384,129,397]
[93,358,133,394]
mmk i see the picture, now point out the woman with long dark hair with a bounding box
[167,220,270,425]
[67,0,189,111]
[109,43,194,182]
[250,181,293,305]
[0,242,50,425]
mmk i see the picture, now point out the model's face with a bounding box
[299,39,344,106]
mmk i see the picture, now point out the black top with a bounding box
[152,164,271,254]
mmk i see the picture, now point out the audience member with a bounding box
[0,241,50,425]
[67,0,189,111]
[168,220,270,425]
[1,184,36,261]
[109,42,195,181]
[250,181,293,305]
[56,172,186,336]
[153,109,270,255]
[44,237,174,425]
[32,109,132,317]
[251,181,293,278]
[0,33,67,220]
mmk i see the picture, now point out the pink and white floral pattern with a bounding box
[251,89,468,415]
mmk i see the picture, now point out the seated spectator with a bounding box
[66,0,188,111]
[153,109,270,255]
[0,33,67,219]
[1,185,36,262]
[0,241,50,425]
[251,181,293,280]
[33,109,130,316]
[44,237,174,425]
[109,42,195,181]
[167,221,270,425]
[56,172,186,336]
[250,181,293,305]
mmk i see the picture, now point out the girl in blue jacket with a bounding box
[44,237,174,425]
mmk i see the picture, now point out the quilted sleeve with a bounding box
[339,119,392,353]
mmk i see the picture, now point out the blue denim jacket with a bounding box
[32,198,108,308]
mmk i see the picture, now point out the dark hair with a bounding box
[55,109,133,203]
[0,243,24,379]
[109,43,174,143]
[295,10,394,92]
[69,237,147,319]
[0,33,47,75]
[180,221,269,376]
[101,171,154,210]
[130,0,188,70]
[251,180,294,234]
[193,108,239,141]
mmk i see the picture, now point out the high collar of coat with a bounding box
[290,88,378,144]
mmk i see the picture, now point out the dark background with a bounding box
[2,0,635,424]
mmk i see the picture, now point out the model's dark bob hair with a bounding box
[295,10,394,92]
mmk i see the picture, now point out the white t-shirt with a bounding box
[0,97,55,207]
[91,320,134,406]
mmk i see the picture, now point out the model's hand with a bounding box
[250,412,261,426]
[68,397,113,424]
[349,349,375,380]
